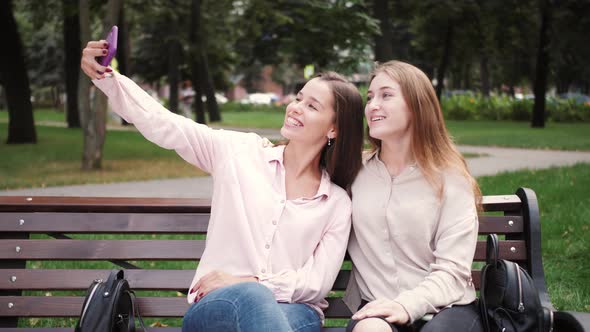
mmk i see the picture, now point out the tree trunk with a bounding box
[435,23,454,100]
[190,0,220,122]
[192,60,206,124]
[531,0,551,128]
[372,0,394,62]
[63,0,81,128]
[78,0,94,168]
[200,53,220,122]
[80,0,122,169]
[168,38,181,114]
[0,0,37,144]
[0,86,5,109]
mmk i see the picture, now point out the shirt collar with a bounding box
[264,144,286,164]
[264,144,331,200]
[365,148,418,180]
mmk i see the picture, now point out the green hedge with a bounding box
[440,95,590,122]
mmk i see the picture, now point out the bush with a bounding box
[441,96,477,120]
[440,94,589,123]
[548,99,590,122]
[509,99,533,121]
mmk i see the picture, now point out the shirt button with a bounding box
[272,220,277,225]
[261,268,266,273]
[265,244,270,249]
[280,199,285,204]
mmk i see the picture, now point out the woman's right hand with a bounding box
[80,40,112,80]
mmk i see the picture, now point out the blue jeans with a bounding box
[182,282,321,332]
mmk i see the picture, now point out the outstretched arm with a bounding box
[80,40,236,174]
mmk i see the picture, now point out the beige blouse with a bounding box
[344,150,478,323]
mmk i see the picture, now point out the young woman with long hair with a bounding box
[345,60,482,332]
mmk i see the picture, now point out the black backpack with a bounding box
[75,269,145,332]
[479,234,553,332]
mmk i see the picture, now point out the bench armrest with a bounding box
[554,311,590,332]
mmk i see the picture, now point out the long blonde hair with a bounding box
[368,60,482,206]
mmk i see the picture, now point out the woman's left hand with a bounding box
[190,270,257,302]
[351,299,410,324]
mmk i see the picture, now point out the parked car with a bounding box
[443,89,475,97]
[239,93,279,105]
[558,92,590,105]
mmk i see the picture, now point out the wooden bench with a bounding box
[0,187,587,331]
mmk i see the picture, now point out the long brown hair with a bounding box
[368,61,481,205]
[316,72,364,191]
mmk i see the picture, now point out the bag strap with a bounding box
[104,269,124,296]
[479,263,491,332]
[127,290,146,332]
[486,234,499,266]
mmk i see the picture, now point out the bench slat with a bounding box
[0,213,209,234]
[481,195,521,212]
[478,216,523,233]
[0,270,194,291]
[0,195,519,213]
[474,240,525,261]
[0,269,487,291]
[0,296,187,317]
[0,197,211,214]
[0,296,351,317]
[0,240,205,260]
[0,240,524,261]
[0,214,522,235]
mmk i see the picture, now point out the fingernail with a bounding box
[104,42,109,48]
[105,68,112,72]
[102,49,107,55]
[189,288,196,294]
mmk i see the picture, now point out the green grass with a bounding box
[0,123,206,190]
[0,108,66,123]
[478,163,590,312]
[216,110,285,128]
[446,120,590,151]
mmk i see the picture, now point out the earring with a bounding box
[327,137,333,146]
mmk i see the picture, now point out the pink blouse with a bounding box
[93,72,352,319]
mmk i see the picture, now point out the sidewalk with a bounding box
[1,128,590,198]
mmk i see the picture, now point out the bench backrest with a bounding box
[0,187,550,327]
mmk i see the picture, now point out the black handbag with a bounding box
[75,269,145,332]
[479,234,553,332]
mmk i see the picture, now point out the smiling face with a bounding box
[280,77,337,145]
[365,72,412,142]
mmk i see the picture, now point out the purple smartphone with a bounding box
[98,25,118,67]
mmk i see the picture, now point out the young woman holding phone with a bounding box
[81,40,364,332]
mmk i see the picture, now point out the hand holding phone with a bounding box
[98,26,118,68]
